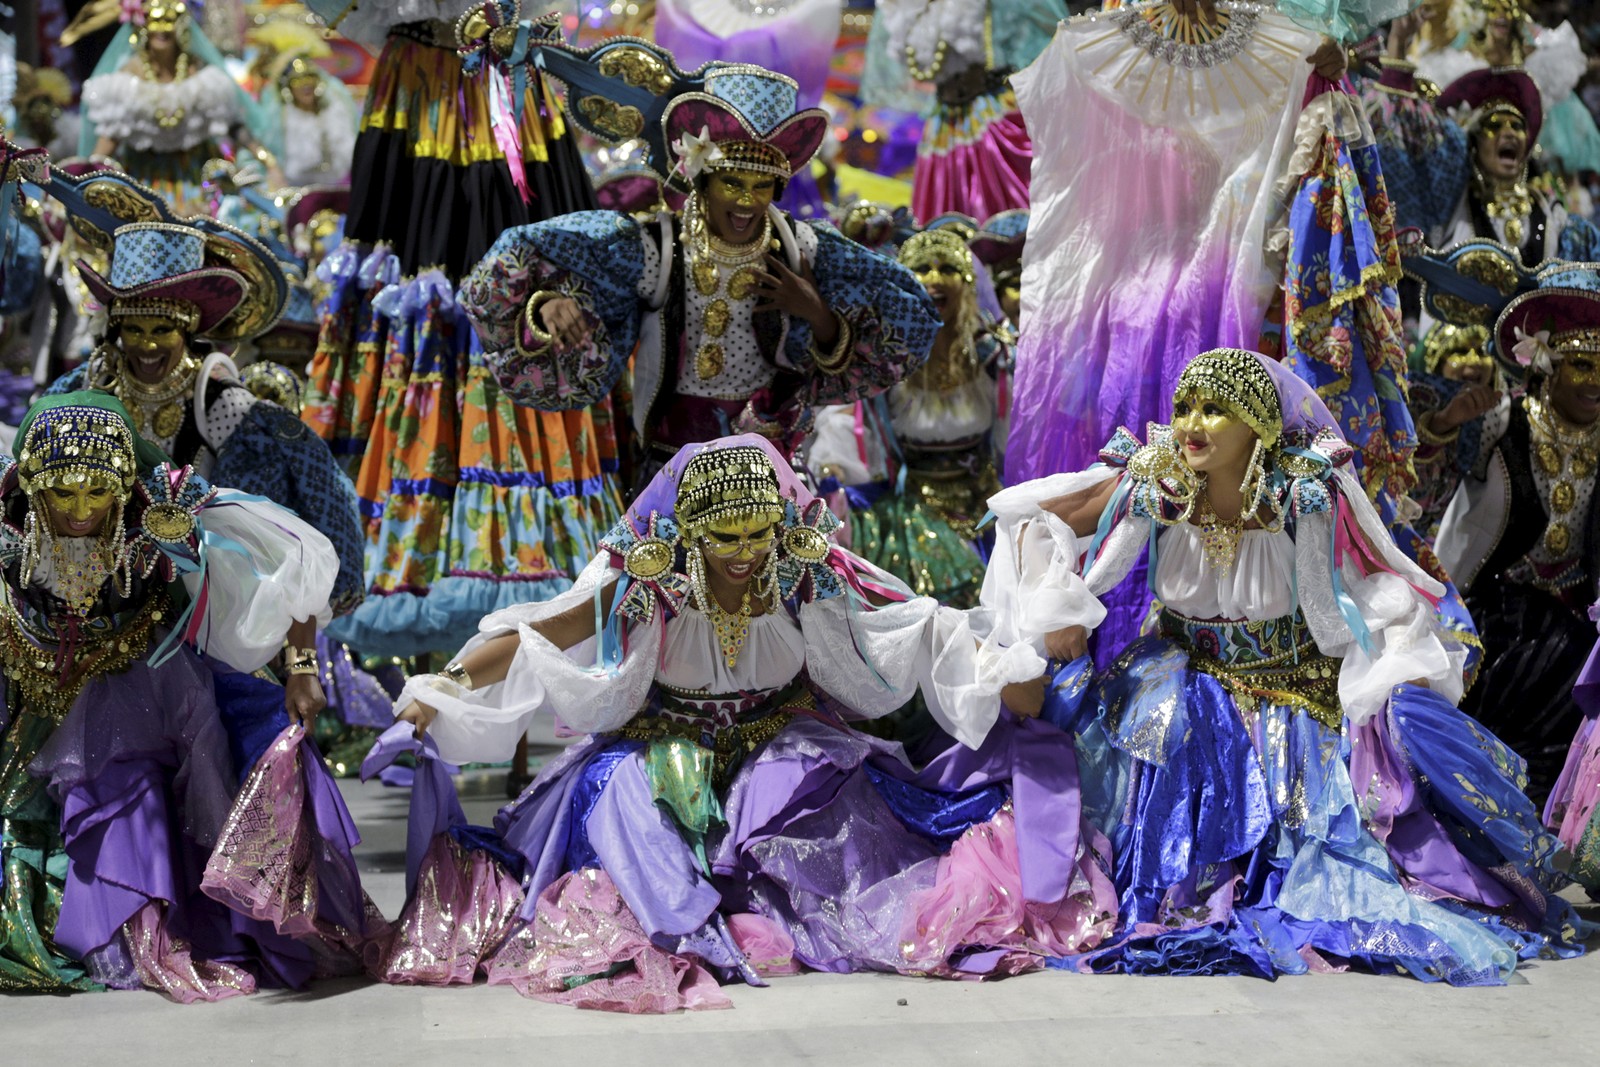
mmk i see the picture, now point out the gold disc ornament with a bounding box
[783,526,830,564]
[153,401,185,440]
[693,258,719,297]
[624,537,675,580]
[143,502,197,544]
[696,342,724,381]
[703,298,730,339]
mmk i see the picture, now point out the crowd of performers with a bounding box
[2,0,1600,1010]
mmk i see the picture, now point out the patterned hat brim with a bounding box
[661,95,828,185]
[970,209,1029,267]
[1495,286,1600,364]
[78,263,249,336]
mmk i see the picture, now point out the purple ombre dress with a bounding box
[364,435,1117,1011]
[0,456,379,1000]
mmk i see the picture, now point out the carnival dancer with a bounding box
[461,58,939,474]
[864,0,1066,222]
[1006,1,1349,660]
[1416,256,1600,801]
[1407,322,1509,541]
[300,1,617,661]
[983,347,1586,982]
[1406,0,1600,181]
[808,227,1010,606]
[47,219,364,618]
[70,1,278,214]
[366,435,1117,1010]
[970,210,1026,337]
[260,52,359,188]
[0,392,376,998]
[1366,18,1600,266]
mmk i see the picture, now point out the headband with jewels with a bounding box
[1438,68,1543,144]
[1173,348,1284,449]
[673,444,787,537]
[1422,323,1495,376]
[143,1,189,34]
[17,404,141,498]
[278,53,324,90]
[661,65,829,190]
[899,229,975,282]
[76,218,288,343]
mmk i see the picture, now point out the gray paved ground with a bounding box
[11,762,1600,1067]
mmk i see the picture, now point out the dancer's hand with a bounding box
[397,700,439,741]
[1387,10,1425,58]
[754,256,834,341]
[1306,35,1349,81]
[538,296,592,351]
[1002,675,1048,718]
[285,674,327,727]
[1431,386,1501,433]
[1044,625,1089,662]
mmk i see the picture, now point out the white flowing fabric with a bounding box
[1005,9,1315,481]
[401,552,988,766]
[180,496,339,672]
[963,466,1466,728]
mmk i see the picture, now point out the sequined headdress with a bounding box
[76,220,286,343]
[1172,348,1284,448]
[16,402,141,499]
[673,444,786,538]
[1493,262,1600,377]
[662,65,829,189]
[899,229,975,285]
[1438,68,1543,144]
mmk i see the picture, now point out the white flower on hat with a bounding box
[673,126,725,183]
[1511,326,1557,375]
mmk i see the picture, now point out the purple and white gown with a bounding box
[363,435,1119,1012]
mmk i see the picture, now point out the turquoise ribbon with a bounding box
[593,572,631,677]
[146,491,284,667]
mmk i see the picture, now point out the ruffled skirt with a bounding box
[1546,640,1600,895]
[362,706,1117,1011]
[305,248,624,658]
[912,89,1032,226]
[0,650,378,999]
[1047,638,1587,984]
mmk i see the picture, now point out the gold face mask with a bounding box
[700,516,778,560]
[1560,354,1600,390]
[1171,390,1247,436]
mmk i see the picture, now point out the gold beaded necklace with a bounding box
[116,353,199,442]
[143,51,192,130]
[683,194,772,383]
[1527,393,1600,558]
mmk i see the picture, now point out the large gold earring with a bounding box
[1128,439,1199,525]
[1239,438,1285,533]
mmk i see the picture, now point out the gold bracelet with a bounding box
[284,645,320,677]
[1415,413,1460,447]
[440,661,474,691]
[810,312,854,375]
[518,291,560,354]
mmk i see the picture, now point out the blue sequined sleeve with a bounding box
[460,210,648,412]
[787,221,940,407]
[210,401,367,616]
